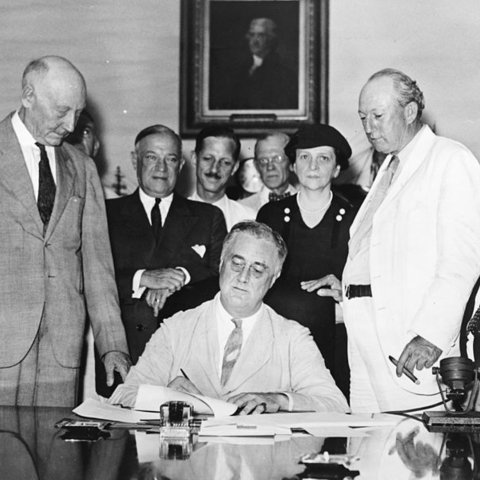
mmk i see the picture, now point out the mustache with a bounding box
[204,172,222,180]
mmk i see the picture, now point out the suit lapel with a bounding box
[193,301,223,397]
[380,126,435,211]
[156,194,199,266]
[0,116,44,237]
[121,190,157,265]
[44,146,75,239]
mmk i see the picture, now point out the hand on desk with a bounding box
[168,376,203,396]
[103,351,132,387]
[228,392,289,415]
[397,335,442,378]
[301,274,343,303]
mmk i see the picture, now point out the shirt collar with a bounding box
[396,124,426,164]
[216,292,264,326]
[260,183,296,202]
[191,190,228,209]
[12,111,39,147]
[138,187,173,209]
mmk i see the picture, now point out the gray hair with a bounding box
[221,220,288,273]
[254,131,290,159]
[368,68,425,119]
[134,124,182,156]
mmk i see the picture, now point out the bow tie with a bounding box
[269,191,291,202]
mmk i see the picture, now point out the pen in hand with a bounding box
[388,355,420,385]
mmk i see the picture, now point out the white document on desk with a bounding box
[205,412,399,429]
[73,398,158,423]
[135,384,238,417]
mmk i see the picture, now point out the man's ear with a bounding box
[191,150,197,167]
[179,155,186,172]
[231,161,240,177]
[131,150,138,171]
[93,138,100,158]
[21,84,35,109]
[405,101,418,125]
[269,269,282,289]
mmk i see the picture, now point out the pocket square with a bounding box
[191,244,206,258]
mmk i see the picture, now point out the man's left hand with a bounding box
[228,392,289,415]
[145,288,173,316]
[397,335,442,378]
[301,274,343,303]
[103,351,132,387]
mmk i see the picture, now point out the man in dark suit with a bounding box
[97,124,227,396]
[0,55,130,407]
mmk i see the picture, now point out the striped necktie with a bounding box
[349,155,400,258]
[221,318,243,386]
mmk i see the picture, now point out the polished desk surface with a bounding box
[0,405,479,479]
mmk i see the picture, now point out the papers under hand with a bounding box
[135,384,238,417]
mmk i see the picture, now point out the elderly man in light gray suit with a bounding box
[0,55,130,407]
[110,221,348,414]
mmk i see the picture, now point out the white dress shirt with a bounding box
[132,189,190,297]
[188,191,255,231]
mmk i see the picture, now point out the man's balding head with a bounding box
[19,56,87,147]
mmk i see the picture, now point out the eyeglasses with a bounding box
[256,155,286,166]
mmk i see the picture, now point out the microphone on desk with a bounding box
[433,357,479,414]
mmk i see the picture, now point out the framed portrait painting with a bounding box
[180,0,329,136]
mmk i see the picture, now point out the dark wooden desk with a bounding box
[1,406,479,479]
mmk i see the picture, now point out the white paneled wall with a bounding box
[2,0,480,193]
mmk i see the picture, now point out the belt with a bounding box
[345,284,372,299]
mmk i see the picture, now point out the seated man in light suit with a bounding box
[109,221,349,414]
[96,124,227,397]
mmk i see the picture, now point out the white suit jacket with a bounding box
[347,125,480,394]
[110,295,349,412]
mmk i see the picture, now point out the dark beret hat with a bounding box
[284,123,352,170]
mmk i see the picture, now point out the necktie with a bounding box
[268,191,291,202]
[221,318,243,386]
[36,142,56,231]
[151,198,162,242]
[349,155,400,258]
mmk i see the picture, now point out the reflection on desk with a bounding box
[1,406,480,479]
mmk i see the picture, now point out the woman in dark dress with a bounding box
[257,124,357,400]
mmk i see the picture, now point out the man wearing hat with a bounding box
[257,123,356,400]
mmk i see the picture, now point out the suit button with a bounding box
[136,325,145,332]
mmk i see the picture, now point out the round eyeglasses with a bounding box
[256,155,286,166]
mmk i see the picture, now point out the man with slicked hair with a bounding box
[189,125,255,231]
[0,55,131,407]
[97,124,227,397]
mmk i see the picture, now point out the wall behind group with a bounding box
[1,0,480,194]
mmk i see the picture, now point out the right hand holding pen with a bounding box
[397,335,442,377]
[168,376,203,395]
